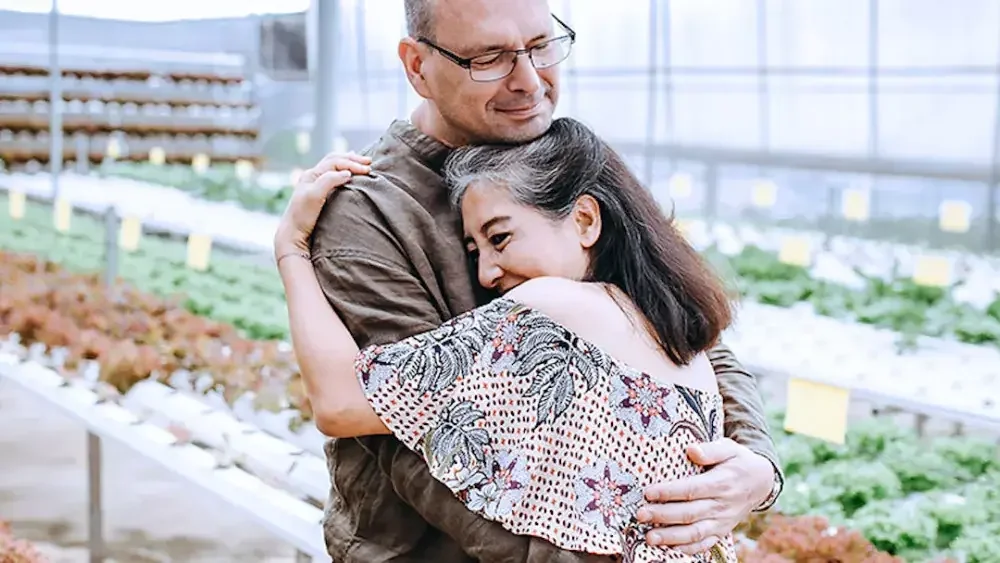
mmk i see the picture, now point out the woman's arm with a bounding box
[278,252,390,438]
[272,151,389,438]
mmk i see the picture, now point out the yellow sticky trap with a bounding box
[912,255,952,287]
[8,190,25,219]
[149,147,166,166]
[290,167,304,186]
[751,180,777,208]
[53,197,72,232]
[118,216,142,252]
[192,153,210,175]
[668,173,693,199]
[842,189,870,222]
[784,378,850,445]
[296,131,311,155]
[106,138,121,159]
[938,200,971,233]
[779,236,811,267]
[186,234,213,271]
[235,159,255,181]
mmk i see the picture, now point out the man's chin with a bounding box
[492,112,554,144]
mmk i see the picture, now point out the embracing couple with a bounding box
[273,0,784,561]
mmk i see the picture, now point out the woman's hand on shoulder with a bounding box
[273,152,372,258]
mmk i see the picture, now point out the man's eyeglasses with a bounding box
[417,14,576,83]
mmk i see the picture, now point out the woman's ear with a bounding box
[572,195,602,249]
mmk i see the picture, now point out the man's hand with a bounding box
[636,438,775,554]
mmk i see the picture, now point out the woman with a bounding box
[275,118,738,562]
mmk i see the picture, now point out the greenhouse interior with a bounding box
[0,0,999,562]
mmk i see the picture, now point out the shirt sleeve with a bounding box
[707,339,784,509]
[310,187,450,348]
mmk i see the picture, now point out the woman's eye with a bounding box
[489,233,509,246]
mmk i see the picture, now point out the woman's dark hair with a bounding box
[443,117,733,366]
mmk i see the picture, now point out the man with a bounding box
[304,0,783,561]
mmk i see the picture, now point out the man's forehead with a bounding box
[433,0,553,53]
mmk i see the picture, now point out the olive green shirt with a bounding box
[309,120,781,562]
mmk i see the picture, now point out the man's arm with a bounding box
[707,340,783,510]
[634,341,782,555]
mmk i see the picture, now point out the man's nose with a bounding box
[506,54,542,95]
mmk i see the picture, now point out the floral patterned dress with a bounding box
[355,298,737,563]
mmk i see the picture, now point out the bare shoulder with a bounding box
[504,277,610,331]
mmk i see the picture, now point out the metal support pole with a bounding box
[704,164,719,226]
[564,0,580,118]
[103,208,119,290]
[48,0,63,200]
[85,207,118,563]
[867,0,880,217]
[86,432,104,563]
[356,1,370,128]
[312,0,341,163]
[756,0,770,158]
[986,10,1000,252]
[642,0,658,188]
[662,0,675,172]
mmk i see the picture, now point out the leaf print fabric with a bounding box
[355,298,738,562]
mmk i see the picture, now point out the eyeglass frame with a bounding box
[416,14,577,82]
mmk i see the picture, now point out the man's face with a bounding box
[419,0,564,145]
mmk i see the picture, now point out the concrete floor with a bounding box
[0,381,303,563]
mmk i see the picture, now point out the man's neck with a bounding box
[410,102,470,149]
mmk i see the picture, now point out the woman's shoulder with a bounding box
[502,277,611,333]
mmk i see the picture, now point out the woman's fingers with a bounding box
[345,152,372,165]
[332,157,371,175]
[313,170,353,198]
[311,152,372,177]
[299,160,369,186]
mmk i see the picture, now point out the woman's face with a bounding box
[460,181,599,294]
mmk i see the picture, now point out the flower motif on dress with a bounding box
[355,345,400,393]
[610,369,680,437]
[488,313,523,374]
[574,459,644,531]
[466,482,507,519]
[465,449,530,519]
[438,460,487,491]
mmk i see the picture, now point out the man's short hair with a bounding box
[404,0,435,39]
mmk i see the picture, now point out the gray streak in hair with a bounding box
[404,0,436,39]
[443,123,604,219]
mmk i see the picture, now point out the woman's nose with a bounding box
[477,258,503,290]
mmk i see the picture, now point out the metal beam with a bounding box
[642,0,658,186]
[611,141,1000,184]
[48,1,62,201]
[312,0,341,162]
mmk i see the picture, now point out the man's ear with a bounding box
[399,37,432,99]
[573,194,602,249]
